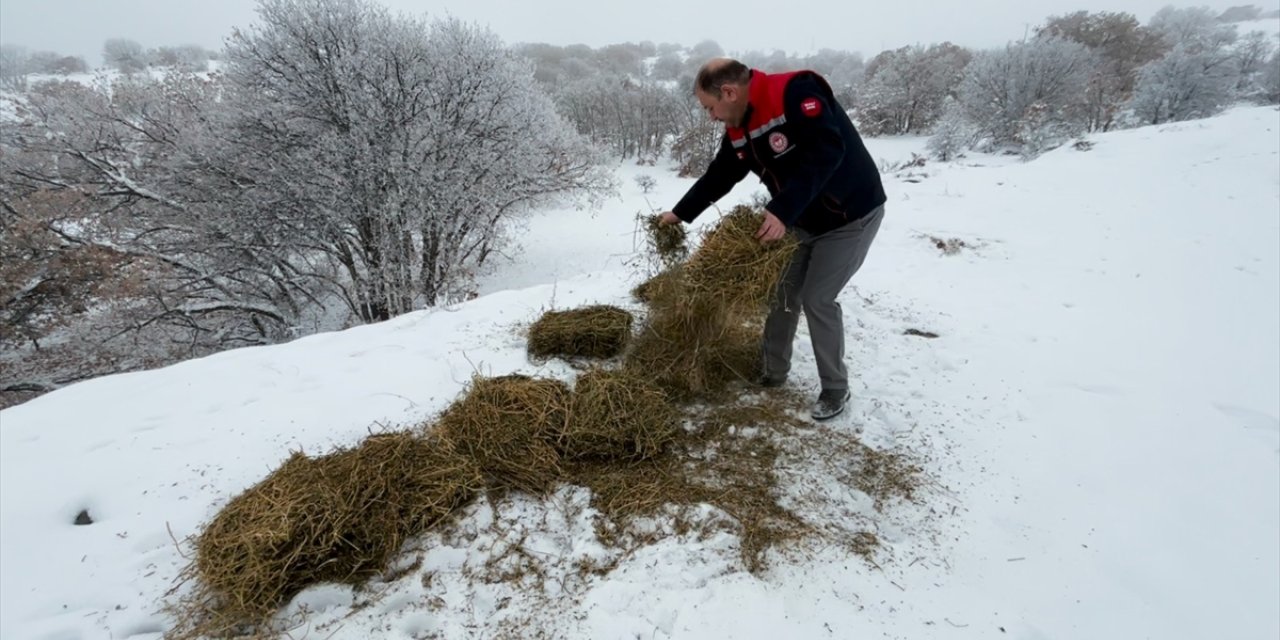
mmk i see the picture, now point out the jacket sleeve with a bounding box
[765,75,846,226]
[671,134,750,223]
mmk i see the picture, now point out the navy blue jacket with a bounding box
[672,69,886,236]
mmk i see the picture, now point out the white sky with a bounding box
[0,0,1274,64]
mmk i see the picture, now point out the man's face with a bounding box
[697,84,746,126]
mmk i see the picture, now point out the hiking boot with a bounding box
[811,389,851,421]
[757,373,787,388]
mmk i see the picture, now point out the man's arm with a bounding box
[669,134,750,223]
[764,75,846,226]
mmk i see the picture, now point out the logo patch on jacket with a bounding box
[768,132,789,153]
[801,97,823,117]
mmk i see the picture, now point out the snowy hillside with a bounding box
[2,106,1278,640]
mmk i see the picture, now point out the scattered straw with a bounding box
[849,444,923,510]
[568,393,812,572]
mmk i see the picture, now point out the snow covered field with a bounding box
[2,106,1277,639]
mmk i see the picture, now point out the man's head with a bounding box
[694,58,751,126]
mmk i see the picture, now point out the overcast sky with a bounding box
[0,0,1269,64]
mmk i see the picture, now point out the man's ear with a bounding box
[721,85,738,102]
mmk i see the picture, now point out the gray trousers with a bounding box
[762,205,884,391]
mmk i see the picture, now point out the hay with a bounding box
[644,214,689,265]
[560,368,680,461]
[436,374,570,495]
[185,433,479,633]
[528,305,634,360]
[631,268,677,303]
[624,206,795,400]
[568,394,812,572]
[625,314,759,401]
[850,444,924,510]
[682,205,798,312]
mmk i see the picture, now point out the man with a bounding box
[658,58,886,421]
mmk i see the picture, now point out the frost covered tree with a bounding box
[651,52,685,80]
[26,52,89,75]
[1232,30,1277,96]
[1261,52,1280,103]
[1148,6,1239,51]
[803,48,865,106]
[556,75,684,160]
[1130,6,1241,124]
[5,73,314,348]
[1037,11,1168,131]
[957,37,1096,154]
[221,0,613,317]
[148,45,211,71]
[1,45,30,90]
[102,38,147,73]
[1130,45,1240,123]
[857,43,971,135]
[1,0,615,400]
[926,96,973,161]
[689,40,724,61]
[671,108,720,177]
[0,72,323,406]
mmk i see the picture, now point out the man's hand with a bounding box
[657,211,682,225]
[756,210,786,243]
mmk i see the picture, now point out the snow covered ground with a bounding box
[2,106,1278,640]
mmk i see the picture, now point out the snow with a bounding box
[3,106,1279,640]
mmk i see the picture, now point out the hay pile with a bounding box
[680,206,798,312]
[631,268,676,303]
[184,433,479,632]
[528,305,634,360]
[561,368,680,461]
[625,206,797,399]
[436,375,571,495]
[625,307,760,401]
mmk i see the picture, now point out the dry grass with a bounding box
[623,206,795,401]
[567,392,821,572]
[630,268,676,304]
[528,305,634,360]
[625,312,761,402]
[436,375,571,495]
[848,444,924,510]
[681,205,798,313]
[643,214,689,266]
[173,433,480,638]
[560,368,680,461]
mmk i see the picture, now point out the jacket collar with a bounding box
[732,68,779,132]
